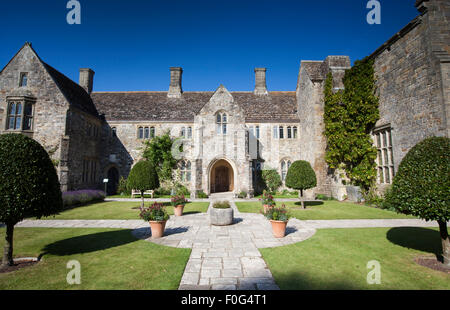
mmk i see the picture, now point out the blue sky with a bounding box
[0,0,419,92]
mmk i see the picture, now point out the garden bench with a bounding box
[131,189,154,198]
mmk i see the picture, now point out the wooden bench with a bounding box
[131,189,154,198]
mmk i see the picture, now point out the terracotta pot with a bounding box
[270,220,287,238]
[149,220,167,238]
[263,204,273,214]
[174,204,185,216]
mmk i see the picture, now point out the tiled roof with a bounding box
[91,91,299,122]
[43,62,100,118]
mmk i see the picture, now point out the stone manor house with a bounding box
[0,0,448,198]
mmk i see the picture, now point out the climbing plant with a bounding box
[324,58,379,190]
[142,132,179,182]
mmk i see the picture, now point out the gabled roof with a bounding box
[91,91,299,123]
[1,43,100,118]
[42,62,99,117]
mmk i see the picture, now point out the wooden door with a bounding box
[214,166,229,192]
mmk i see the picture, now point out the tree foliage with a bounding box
[384,137,449,222]
[260,169,282,193]
[384,136,450,266]
[127,161,160,194]
[0,134,63,224]
[142,132,178,182]
[0,133,62,266]
[324,58,379,190]
[285,160,317,196]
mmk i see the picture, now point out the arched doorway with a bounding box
[106,167,119,195]
[210,159,234,193]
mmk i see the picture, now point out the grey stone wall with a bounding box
[296,57,350,197]
[0,44,70,188]
[372,0,449,175]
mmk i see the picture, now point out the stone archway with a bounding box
[209,159,234,193]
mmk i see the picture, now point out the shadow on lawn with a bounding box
[293,201,324,207]
[386,227,442,260]
[40,229,137,257]
[274,273,359,290]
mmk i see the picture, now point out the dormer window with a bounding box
[19,73,28,87]
[216,112,227,135]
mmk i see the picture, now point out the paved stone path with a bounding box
[10,200,440,290]
[132,200,316,290]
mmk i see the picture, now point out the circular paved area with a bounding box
[132,212,316,249]
[132,201,316,290]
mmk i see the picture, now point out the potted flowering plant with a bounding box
[139,202,170,238]
[264,204,291,238]
[259,190,275,213]
[171,194,188,216]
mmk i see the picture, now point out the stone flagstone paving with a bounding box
[132,200,316,290]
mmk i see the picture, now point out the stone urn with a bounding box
[149,220,167,238]
[210,201,234,226]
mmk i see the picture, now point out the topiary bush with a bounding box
[285,160,317,208]
[385,136,449,267]
[127,160,159,207]
[0,133,63,267]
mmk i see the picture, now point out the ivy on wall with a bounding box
[324,58,380,190]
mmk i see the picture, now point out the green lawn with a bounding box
[0,228,190,289]
[253,194,298,199]
[43,201,210,220]
[235,200,416,220]
[107,194,172,199]
[261,227,449,290]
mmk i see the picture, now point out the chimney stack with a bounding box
[168,67,183,98]
[254,68,268,95]
[79,68,95,94]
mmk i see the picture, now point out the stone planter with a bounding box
[174,204,185,216]
[149,220,167,238]
[270,220,288,238]
[210,207,234,226]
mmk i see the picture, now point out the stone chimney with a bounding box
[79,68,95,94]
[168,67,183,98]
[254,68,268,95]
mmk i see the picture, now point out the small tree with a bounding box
[0,134,63,267]
[261,169,282,194]
[285,160,317,208]
[127,161,159,207]
[385,137,449,267]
